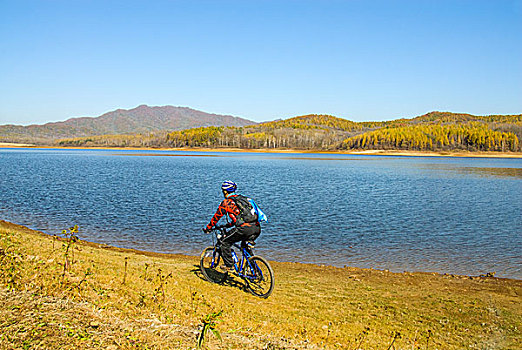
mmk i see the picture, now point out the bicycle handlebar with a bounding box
[205,224,254,255]
[210,224,229,231]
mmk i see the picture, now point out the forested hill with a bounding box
[0,105,255,143]
[55,111,522,152]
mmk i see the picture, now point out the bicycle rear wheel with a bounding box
[200,247,228,284]
[244,256,274,298]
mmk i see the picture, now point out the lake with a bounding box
[1,148,521,279]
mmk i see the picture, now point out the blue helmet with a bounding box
[221,180,237,193]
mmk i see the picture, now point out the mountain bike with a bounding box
[200,225,274,298]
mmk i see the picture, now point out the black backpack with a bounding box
[231,195,258,226]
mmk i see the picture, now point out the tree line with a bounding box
[341,122,519,152]
[55,113,522,152]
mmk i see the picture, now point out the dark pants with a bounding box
[221,224,261,267]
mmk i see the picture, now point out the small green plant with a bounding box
[140,262,152,281]
[137,291,147,307]
[190,290,212,315]
[351,326,370,350]
[197,311,223,349]
[386,331,401,350]
[48,234,58,259]
[69,267,93,294]
[426,329,432,350]
[152,268,172,304]
[0,231,21,291]
[61,225,79,279]
[122,257,129,284]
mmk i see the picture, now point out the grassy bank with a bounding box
[1,220,521,349]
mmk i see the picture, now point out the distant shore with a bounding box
[2,142,522,159]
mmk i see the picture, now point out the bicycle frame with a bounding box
[209,226,264,281]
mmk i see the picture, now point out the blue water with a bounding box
[1,148,521,279]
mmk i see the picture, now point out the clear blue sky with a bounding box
[1,0,521,125]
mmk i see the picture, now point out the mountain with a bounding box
[0,105,256,143]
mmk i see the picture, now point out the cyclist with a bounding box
[203,180,265,272]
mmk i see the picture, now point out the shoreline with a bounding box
[3,219,520,282]
[1,142,522,158]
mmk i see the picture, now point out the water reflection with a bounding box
[417,165,522,178]
[112,153,221,157]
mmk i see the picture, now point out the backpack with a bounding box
[231,195,258,226]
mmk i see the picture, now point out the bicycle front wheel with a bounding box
[200,247,228,284]
[244,256,274,298]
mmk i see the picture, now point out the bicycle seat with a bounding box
[242,240,256,249]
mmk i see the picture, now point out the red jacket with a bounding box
[206,195,258,230]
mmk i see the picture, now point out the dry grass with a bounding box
[1,220,521,349]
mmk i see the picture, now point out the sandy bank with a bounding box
[0,142,35,147]
[2,143,522,158]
